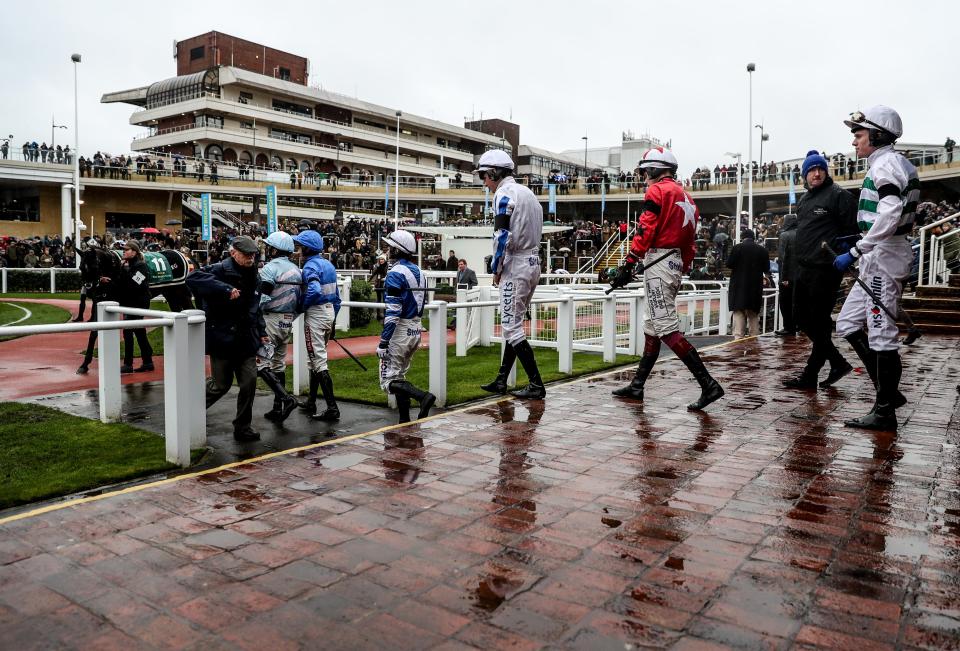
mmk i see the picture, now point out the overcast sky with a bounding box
[1,0,955,177]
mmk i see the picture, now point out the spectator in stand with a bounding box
[847,157,855,180]
[38,247,54,268]
[727,228,771,338]
[23,248,38,268]
[445,249,458,271]
[210,161,219,185]
[946,137,956,163]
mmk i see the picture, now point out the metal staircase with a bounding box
[575,227,635,275]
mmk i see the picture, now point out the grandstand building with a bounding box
[102,31,505,182]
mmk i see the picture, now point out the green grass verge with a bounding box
[304,344,638,406]
[0,301,73,341]
[0,402,202,509]
[0,292,82,300]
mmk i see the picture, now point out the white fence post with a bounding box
[718,287,729,335]
[557,294,573,374]
[50,269,56,294]
[455,287,467,357]
[428,301,447,407]
[336,276,352,332]
[634,294,646,355]
[292,314,308,395]
[479,285,494,347]
[97,301,122,423]
[183,309,207,448]
[162,312,192,467]
[1,268,6,294]
[602,294,617,362]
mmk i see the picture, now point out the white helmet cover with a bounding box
[638,146,679,170]
[844,105,903,138]
[474,149,514,174]
[264,231,295,253]
[384,229,417,255]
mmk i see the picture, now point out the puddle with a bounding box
[317,452,370,470]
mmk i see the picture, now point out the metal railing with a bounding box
[0,302,205,466]
[917,212,960,285]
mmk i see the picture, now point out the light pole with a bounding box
[755,123,769,179]
[51,116,67,151]
[394,110,401,227]
[725,151,743,244]
[72,53,81,267]
[746,62,755,232]
[581,135,588,184]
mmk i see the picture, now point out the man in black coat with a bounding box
[727,229,771,337]
[783,151,859,389]
[186,236,268,441]
[776,215,798,336]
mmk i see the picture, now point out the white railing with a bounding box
[1,268,80,293]
[917,211,960,285]
[0,302,205,466]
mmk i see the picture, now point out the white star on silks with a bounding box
[675,197,696,230]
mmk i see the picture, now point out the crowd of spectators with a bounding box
[0,234,77,268]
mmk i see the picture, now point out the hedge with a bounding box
[3,269,83,293]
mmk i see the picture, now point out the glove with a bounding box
[833,239,852,254]
[833,251,855,272]
[376,344,388,360]
[610,262,637,290]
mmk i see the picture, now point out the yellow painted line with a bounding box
[0,335,746,526]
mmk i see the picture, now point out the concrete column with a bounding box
[61,184,72,242]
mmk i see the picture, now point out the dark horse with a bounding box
[76,247,195,374]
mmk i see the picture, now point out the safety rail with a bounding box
[917,211,960,285]
[0,302,205,466]
[576,229,622,275]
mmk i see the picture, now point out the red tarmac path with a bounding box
[0,299,455,400]
[1,333,959,649]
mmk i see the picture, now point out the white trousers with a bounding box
[642,248,682,336]
[263,312,294,373]
[304,303,335,372]
[499,252,540,345]
[836,245,911,352]
[379,318,421,391]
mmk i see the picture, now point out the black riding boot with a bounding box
[845,350,901,431]
[390,380,436,421]
[681,349,724,411]
[389,382,413,423]
[312,370,340,422]
[299,370,322,415]
[612,353,657,400]
[510,340,546,400]
[845,330,907,408]
[260,369,297,422]
[481,343,517,394]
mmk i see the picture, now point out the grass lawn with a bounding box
[309,344,639,406]
[0,402,202,509]
[0,301,73,341]
[0,292,82,301]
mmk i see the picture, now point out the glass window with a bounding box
[190,46,204,61]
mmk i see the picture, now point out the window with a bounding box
[278,67,290,81]
[238,91,253,105]
[189,46,205,61]
[240,121,254,130]
[272,99,311,117]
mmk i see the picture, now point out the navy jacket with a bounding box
[186,257,266,359]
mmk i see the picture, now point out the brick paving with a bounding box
[1,334,959,649]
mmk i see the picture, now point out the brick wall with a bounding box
[176,31,308,86]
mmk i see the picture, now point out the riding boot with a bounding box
[260,369,297,422]
[389,381,413,423]
[299,370,322,415]
[390,380,436,420]
[845,350,901,431]
[481,343,517,394]
[312,370,340,422]
[680,348,724,411]
[509,340,546,400]
[845,330,907,409]
[612,353,657,400]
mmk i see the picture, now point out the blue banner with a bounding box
[548,184,557,214]
[788,171,796,206]
[484,186,490,217]
[201,193,211,241]
[601,182,606,216]
[265,185,278,234]
[385,182,390,212]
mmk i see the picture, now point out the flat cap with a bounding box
[230,236,258,254]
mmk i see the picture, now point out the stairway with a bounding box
[901,275,960,334]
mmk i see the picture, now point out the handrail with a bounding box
[917,211,960,285]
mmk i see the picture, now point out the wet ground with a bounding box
[1,334,959,649]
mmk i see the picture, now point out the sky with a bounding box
[1,0,955,177]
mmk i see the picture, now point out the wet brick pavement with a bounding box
[1,334,959,649]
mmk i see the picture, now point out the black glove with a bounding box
[610,261,638,290]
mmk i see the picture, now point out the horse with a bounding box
[76,247,196,374]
